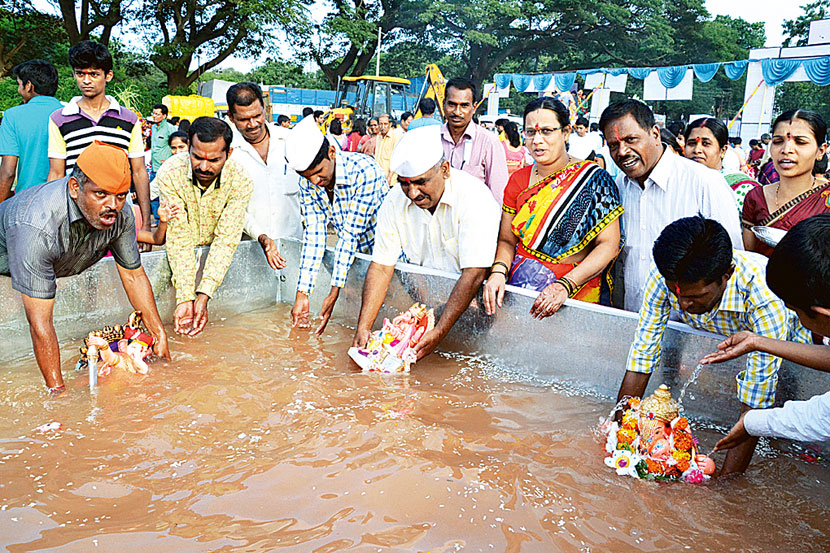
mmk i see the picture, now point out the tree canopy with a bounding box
[0,0,800,123]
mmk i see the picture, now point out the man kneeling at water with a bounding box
[703,214,830,447]
[616,216,810,475]
[0,141,170,393]
[352,126,500,359]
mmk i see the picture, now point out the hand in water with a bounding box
[258,235,287,270]
[482,272,506,316]
[174,301,194,334]
[190,294,209,336]
[414,328,443,360]
[291,292,311,328]
[714,412,751,452]
[701,331,761,364]
[352,328,371,349]
[153,330,171,359]
[316,289,340,336]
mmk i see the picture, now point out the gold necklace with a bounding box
[775,175,817,211]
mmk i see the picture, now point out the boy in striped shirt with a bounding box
[47,40,151,246]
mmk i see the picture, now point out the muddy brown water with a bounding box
[0,305,827,552]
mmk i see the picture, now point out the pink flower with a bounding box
[684,469,704,484]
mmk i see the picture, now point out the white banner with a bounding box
[643,69,694,101]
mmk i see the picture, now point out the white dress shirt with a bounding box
[744,390,830,443]
[617,149,743,311]
[372,169,500,273]
[230,122,303,241]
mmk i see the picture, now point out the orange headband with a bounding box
[75,141,131,194]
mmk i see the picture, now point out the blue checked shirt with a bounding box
[627,251,811,409]
[297,151,388,295]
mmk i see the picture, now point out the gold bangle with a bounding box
[555,277,576,298]
[490,270,507,279]
[492,261,509,273]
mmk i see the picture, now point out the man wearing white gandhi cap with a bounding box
[285,116,388,334]
[352,125,500,359]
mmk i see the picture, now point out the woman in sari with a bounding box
[742,109,830,256]
[683,117,761,215]
[482,97,624,319]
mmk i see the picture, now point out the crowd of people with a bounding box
[1,39,829,478]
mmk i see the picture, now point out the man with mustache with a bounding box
[226,82,301,272]
[440,77,509,204]
[46,40,152,251]
[0,141,170,393]
[157,117,253,337]
[374,114,402,182]
[285,116,388,335]
[598,99,742,311]
[352,126,500,358]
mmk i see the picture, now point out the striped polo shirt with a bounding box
[48,95,144,172]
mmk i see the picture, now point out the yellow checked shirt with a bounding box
[373,129,402,176]
[157,153,253,305]
[626,251,811,409]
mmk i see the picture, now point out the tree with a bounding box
[138,0,306,92]
[297,0,421,88]
[247,58,329,89]
[50,0,127,46]
[0,3,67,77]
[783,0,830,47]
[776,1,830,115]
[413,0,724,97]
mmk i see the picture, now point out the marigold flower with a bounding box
[673,431,693,451]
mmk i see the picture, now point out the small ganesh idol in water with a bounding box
[604,384,716,482]
[77,311,155,377]
[348,303,435,373]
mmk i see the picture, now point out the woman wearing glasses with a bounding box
[482,97,624,319]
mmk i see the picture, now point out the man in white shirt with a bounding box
[568,116,602,160]
[702,214,830,449]
[598,99,742,311]
[352,125,500,360]
[226,82,302,270]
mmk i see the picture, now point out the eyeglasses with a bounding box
[523,127,563,139]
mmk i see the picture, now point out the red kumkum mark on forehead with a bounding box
[613,124,622,142]
[675,283,682,295]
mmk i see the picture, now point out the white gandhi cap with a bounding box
[285,116,325,172]
[390,125,444,178]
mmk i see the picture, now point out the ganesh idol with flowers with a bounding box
[351,125,501,363]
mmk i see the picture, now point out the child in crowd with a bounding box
[148,131,188,227]
[702,214,830,447]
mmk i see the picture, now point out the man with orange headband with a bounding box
[0,141,170,393]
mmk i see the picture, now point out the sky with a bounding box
[32,0,811,73]
[704,0,804,49]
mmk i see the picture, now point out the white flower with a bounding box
[605,449,641,478]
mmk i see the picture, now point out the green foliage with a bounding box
[0,5,68,76]
[138,0,307,90]
[783,0,830,47]
[775,1,830,118]
[248,59,329,89]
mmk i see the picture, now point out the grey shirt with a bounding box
[0,178,141,299]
